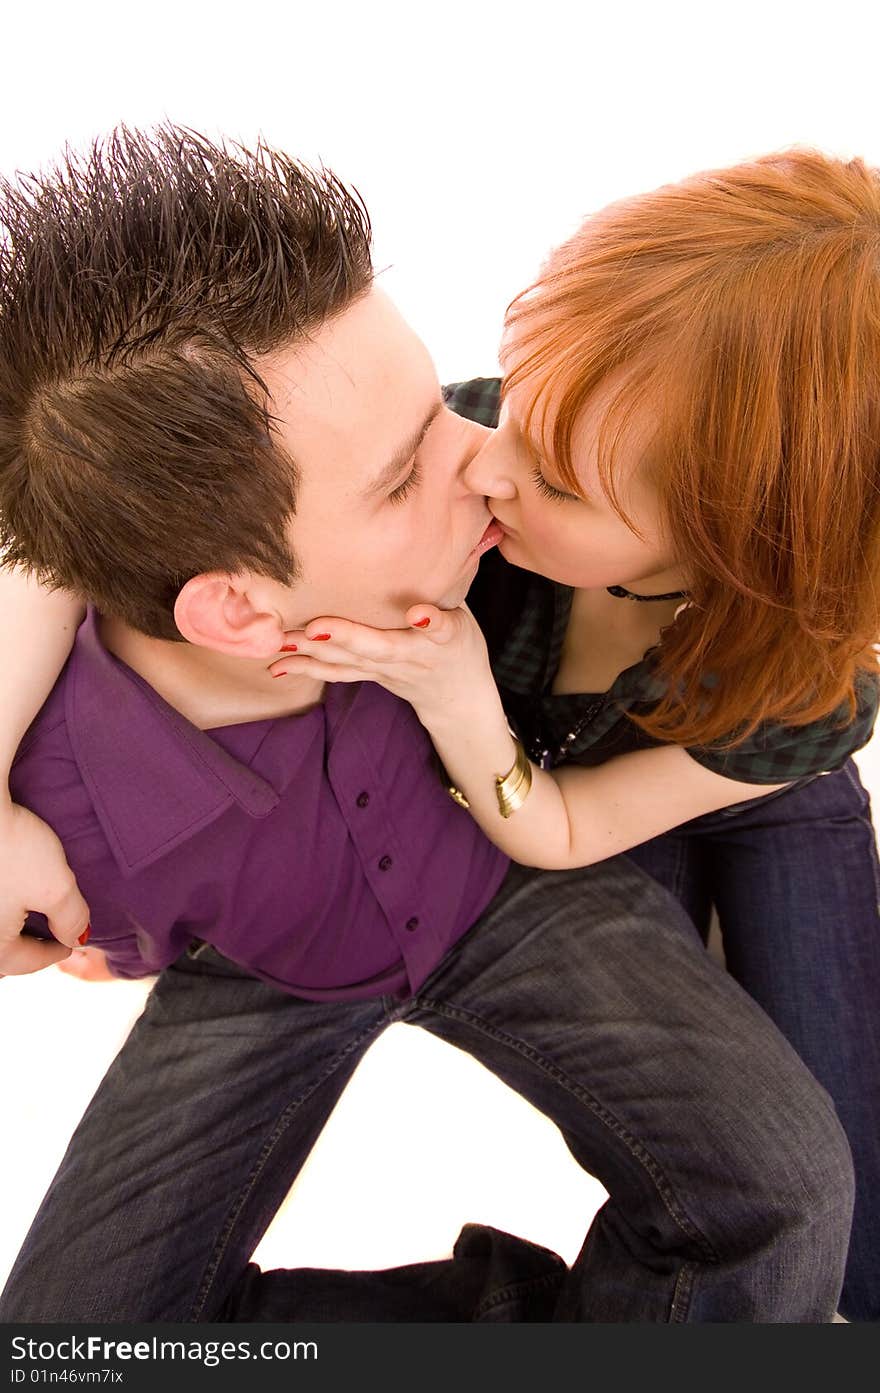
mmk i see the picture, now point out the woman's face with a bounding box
[464,361,686,594]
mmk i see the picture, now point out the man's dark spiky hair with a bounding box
[0,124,373,639]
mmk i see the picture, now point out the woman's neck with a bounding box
[553,584,682,697]
[605,562,690,598]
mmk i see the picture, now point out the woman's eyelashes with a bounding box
[529,462,576,503]
[388,458,423,505]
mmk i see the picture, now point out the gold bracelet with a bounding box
[443,730,533,817]
[447,782,471,810]
[495,734,533,819]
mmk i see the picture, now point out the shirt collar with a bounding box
[66,609,281,877]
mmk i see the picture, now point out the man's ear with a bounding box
[174,574,285,658]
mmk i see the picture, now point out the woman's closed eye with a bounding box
[530,463,577,503]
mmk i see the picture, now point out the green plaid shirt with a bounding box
[449,376,879,783]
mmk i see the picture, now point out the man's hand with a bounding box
[266,603,497,726]
[57,946,116,982]
[0,801,91,976]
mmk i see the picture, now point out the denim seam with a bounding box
[668,1259,697,1322]
[669,834,690,905]
[473,1268,565,1320]
[409,996,720,1267]
[189,1013,390,1320]
[842,761,880,907]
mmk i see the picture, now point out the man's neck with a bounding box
[99,614,325,731]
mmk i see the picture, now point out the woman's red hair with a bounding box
[503,149,880,748]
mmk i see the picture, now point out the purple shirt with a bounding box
[11,610,509,1000]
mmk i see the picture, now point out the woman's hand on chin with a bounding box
[265,603,496,725]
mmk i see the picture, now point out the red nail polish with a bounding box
[413,617,431,628]
[312,633,331,642]
[78,925,91,946]
[280,644,298,652]
[272,670,288,679]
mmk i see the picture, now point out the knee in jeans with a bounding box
[803,1094,855,1223]
[755,1078,855,1241]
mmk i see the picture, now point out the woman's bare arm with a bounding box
[267,603,789,870]
[0,566,89,974]
[0,566,86,774]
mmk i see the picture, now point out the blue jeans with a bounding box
[627,759,880,1322]
[0,860,854,1323]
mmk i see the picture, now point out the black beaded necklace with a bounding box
[532,697,606,770]
[606,584,688,602]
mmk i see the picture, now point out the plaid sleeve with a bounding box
[443,377,503,428]
[687,671,880,783]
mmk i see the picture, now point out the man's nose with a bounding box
[463,430,517,501]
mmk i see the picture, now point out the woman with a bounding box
[263,149,880,1322]
[1,148,878,1318]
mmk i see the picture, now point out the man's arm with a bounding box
[0,566,90,974]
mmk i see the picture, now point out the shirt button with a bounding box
[356,791,370,808]
[378,855,393,871]
[405,916,420,932]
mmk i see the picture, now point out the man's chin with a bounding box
[434,582,472,612]
[435,558,481,611]
[365,571,476,628]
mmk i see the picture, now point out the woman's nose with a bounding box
[463,432,517,501]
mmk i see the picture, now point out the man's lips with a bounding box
[469,520,504,559]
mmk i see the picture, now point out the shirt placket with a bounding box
[327,724,443,992]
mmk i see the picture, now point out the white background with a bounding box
[1,0,879,1289]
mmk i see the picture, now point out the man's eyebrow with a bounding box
[361,398,443,499]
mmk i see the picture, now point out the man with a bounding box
[0,126,854,1322]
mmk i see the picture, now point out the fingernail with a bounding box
[413,617,431,628]
[280,644,298,652]
[311,633,331,642]
[78,925,91,946]
[272,670,288,679]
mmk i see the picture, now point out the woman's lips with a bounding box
[470,520,504,559]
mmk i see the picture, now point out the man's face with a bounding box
[256,289,496,628]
